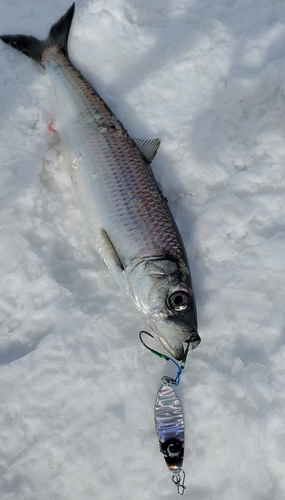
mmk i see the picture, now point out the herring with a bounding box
[0,4,201,360]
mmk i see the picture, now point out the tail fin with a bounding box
[0,3,75,65]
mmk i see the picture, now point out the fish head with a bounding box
[128,259,201,360]
[146,281,200,360]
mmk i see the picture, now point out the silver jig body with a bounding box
[154,376,186,495]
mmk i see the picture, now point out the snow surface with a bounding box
[0,0,285,498]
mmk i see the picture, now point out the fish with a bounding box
[0,4,200,360]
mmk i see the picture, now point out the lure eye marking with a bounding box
[161,438,184,465]
[167,440,183,458]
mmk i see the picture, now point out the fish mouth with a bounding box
[158,331,201,361]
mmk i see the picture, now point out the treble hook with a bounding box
[172,470,186,495]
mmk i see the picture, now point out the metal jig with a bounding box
[154,376,186,495]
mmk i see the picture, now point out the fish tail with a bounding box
[0,3,75,65]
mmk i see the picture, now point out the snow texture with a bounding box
[0,0,285,498]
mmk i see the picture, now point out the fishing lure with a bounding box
[155,376,186,494]
[139,331,188,495]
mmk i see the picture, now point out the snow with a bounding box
[0,0,285,498]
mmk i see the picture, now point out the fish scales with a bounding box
[45,47,184,268]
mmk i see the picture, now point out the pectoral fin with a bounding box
[100,229,125,272]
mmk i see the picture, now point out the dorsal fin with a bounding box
[133,138,160,163]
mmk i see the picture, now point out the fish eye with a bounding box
[168,291,190,312]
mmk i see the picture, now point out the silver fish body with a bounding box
[0,4,200,360]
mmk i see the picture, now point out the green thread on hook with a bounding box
[148,348,169,361]
[139,331,169,360]
[180,341,190,370]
